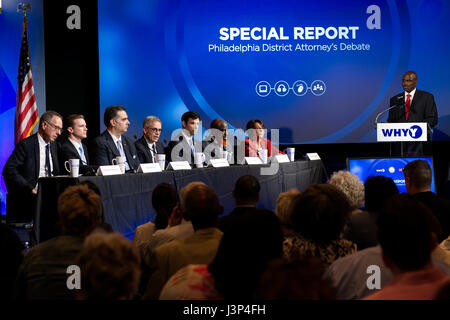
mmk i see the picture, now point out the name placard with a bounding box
[96,165,124,176]
[306,153,321,161]
[210,158,230,168]
[245,157,263,165]
[137,163,162,173]
[273,154,290,163]
[168,161,192,171]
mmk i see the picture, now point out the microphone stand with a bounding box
[373,103,402,157]
[373,104,402,129]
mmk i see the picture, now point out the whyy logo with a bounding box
[381,125,423,139]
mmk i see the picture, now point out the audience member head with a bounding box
[76,231,141,300]
[152,183,178,230]
[403,160,433,194]
[0,224,24,300]
[232,175,260,206]
[57,184,102,236]
[142,116,162,144]
[378,194,438,272]
[328,170,364,211]
[275,188,300,233]
[290,184,351,243]
[38,110,63,143]
[181,111,201,137]
[246,119,265,140]
[209,209,283,299]
[65,114,87,142]
[179,182,206,213]
[254,257,336,300]
[104,105,129,136]
[364,176,399,213]
[183,184,223,230]
[77,180,111,231]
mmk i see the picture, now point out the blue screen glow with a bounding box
[347,157,436,194]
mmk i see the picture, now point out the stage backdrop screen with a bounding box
[347,157,436,194]
[98,0,450,145]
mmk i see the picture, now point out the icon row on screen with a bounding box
[256,80,326,97]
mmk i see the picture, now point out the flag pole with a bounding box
[15,2,38,144]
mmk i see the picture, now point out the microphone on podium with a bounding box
[373,95,404,128]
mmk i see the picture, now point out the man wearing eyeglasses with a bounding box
[135,116,165,164]
[3,110,62,223]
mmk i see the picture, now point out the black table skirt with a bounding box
[33,160,327,244]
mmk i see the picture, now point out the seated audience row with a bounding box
[4,160,450,300]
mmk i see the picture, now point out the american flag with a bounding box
[15,17,38,144]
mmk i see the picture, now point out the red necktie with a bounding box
[405,93,411,120]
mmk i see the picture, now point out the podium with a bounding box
[376,122,428,156]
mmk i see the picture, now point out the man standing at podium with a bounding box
[387,71,438,156]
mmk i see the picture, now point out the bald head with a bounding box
[179,182,206,213]
[402,71,418,93]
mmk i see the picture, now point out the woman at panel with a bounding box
[244,119,282,157]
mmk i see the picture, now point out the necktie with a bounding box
[116,140,130,170]
[151,144,157,163]
[45,144,52,177]
[189,138,195,155]
[79,146,87,165]
[405,93,411,120]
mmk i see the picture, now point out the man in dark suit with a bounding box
[388,71,438,155]
[59,114,96,175]
[218,175,260,233]
[135,116,165,164]
[404,160,450,242]
[3,111,63,223]
[90,105,140,172]
[166,111,205,164]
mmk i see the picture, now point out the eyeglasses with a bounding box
[149,128,162,133]
[45,121,63,132]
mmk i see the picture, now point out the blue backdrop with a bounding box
[98,0,450,144]
[0,0,45,215]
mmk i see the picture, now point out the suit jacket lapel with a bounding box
[33,134,40,181]
[50,142,59,175]
[156,141,164,155]
[104,131,121,158]
[410,89,421,114]
[140,137,153,163]
[82,143,89,164]
[121,137,135,169]
[68,141,81,161]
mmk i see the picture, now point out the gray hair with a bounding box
[143,116,161,129]
[328,170,365,210]
[39,110,62,128]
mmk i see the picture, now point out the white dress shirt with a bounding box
[37,133,52,179]
[405,87,416,103]
[68,138,85,162]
